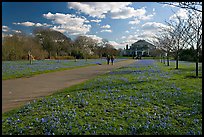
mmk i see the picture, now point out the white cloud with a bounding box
[162,2,179,8]
[101,29,112,33]
[169,8,188,21]
[13,21,35,26]
[121,36,126,39]
[111,7,146,19]
[121,29,159,46]
[68,2,149,20]
[142,22,169,31]
[128,10,155,25]
[140,13,155,20]
[101,24,111,29]
[43,12,91,35]
[129,18,140,25]
[130,26,136,29]
[2,25,10,32]
[85,34,103,43]
[138,31,157,39]
[125,30,129,33]
[13,21,51,27]
[35,23,43,27]
[69,2,157,27]
[12,30,22,33]
[68,2,132,19]
[107,40,125,49]
[108,41,119,46]
[121,34,139,45]
[35,23,51,27]
[90,19,101,23]
[51,26,67,33]
[140,22,171,44]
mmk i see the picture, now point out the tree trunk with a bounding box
[196,61,198,77]
[28,51,32,65]
[167,52,169,66]
[163,56,165,64]
[176,47,179,69]
[75,56,77,62]
[176,55,179,69]
[160,54,162,63]
[49,51,51,59]
[29,55,32,65]
[196,46,199,78]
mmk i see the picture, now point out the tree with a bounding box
[159,2,202,12]
[2,33,48,61]
[160,2,202,76]
[155,30,176,66]
[23,35,48,60]
[94,45,103,58]
[104,43,118,56]
[179,46,196,62]
[2,34,24,60]
[93,38,108,58]
[152,38,165,63]
[34,28,73,59]
[165,14,189,69]
[183,10,202,77]
[73,35,98,60]
[34,28,55,59]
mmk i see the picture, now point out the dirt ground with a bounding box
[2,59,136,113]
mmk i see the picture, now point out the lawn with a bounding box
[2,59,202,135]
[2,58,127,80]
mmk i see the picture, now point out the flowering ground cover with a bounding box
[2,59,126,80]
[2,59,202,135]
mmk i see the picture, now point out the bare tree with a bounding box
[74,36,98,61]
[183,10,202,77]
[155,31,175,66]
[165,14,189,69]
[159,2,202,12]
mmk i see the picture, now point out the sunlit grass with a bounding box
[2,59,202,135]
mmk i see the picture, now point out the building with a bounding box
[123,40,156,57]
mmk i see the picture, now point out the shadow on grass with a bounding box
[185,75,202,79]
[169,67,193,71]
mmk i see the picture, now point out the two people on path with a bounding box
[107,55,115,65]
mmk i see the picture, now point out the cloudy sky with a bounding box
[2,2,190,49]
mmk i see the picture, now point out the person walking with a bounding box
[107,55,110,65]
[111,55,115,65]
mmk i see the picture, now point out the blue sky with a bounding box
[2,2,188,49]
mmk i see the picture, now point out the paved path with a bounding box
[2,59,136,113]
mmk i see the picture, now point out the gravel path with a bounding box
[2,59,136,113]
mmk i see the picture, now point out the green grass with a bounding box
[2,59,202,135]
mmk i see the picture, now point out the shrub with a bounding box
[2,34,49,61]
[87,55,100,59]
[54,56,75,60]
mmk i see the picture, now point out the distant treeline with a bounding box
[178,46,202,62]
[2,28,121,61]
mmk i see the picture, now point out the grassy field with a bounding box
[2,59,202,135]
[2,58,127,80]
